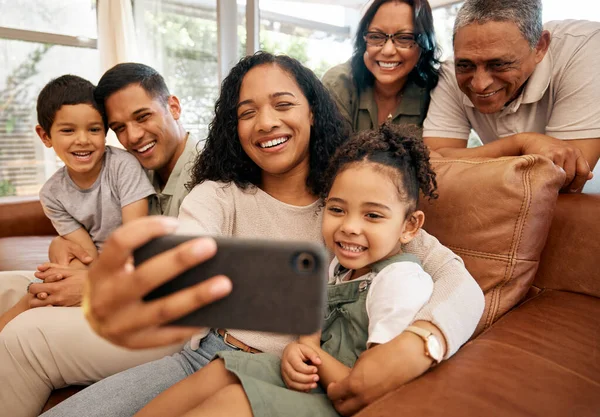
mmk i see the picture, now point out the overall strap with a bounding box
[371,253,422,274]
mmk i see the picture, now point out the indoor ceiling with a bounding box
[295,0,463,10]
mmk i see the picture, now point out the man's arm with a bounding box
[122,198,150,224]
[62,228,99,261]
[48,236,94,267]
[424,134,597,192]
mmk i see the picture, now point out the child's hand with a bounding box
[281,342,322,392]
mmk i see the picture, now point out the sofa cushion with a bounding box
[419,155,564,334]
[357,290,600,417]
[0,236,54,271]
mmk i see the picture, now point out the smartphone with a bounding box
[134,235,328,335]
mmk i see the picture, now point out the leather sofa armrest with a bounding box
[0,197,56,238]
[533,193,600,298]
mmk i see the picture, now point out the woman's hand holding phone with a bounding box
[82,216,233,349]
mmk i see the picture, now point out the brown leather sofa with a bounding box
[0,156,598,417]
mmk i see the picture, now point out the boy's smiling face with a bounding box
[37,104,106,187]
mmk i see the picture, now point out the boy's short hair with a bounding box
[94,63,171,115]
[36,75,107,136]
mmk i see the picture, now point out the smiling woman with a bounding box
[322,0,441,133]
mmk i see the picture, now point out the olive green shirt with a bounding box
[148,134,198,217]
[322,61,430,133]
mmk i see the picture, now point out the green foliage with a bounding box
[0,44,52,116]
[0,180,16,197]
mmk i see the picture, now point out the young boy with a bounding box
[0,74,155,330]
[36,74,155,258]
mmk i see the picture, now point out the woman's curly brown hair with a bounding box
[187,51,349,196]
[321,122,438,214]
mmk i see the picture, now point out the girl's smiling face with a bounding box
[322,162,420,277]
[236,63,313,181]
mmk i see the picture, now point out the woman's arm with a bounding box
[403,229,484,358]
[327,325,438,416]
[83,183,234,348]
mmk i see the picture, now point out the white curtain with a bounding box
[97,0,138,146]
[98,0,138,73]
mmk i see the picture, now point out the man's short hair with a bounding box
[94,63,171,113]
[36,74,107,136]
[453,0,543,48]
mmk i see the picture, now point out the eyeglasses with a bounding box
[363,31,417,49]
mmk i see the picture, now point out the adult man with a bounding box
[423,0,600,192]
[0,63,198,417]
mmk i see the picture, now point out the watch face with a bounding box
[426,336,443,362]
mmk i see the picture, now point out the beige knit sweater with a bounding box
[178,181,484,358]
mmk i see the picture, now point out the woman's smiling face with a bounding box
[363,1,421,91]
[236,63,313,179]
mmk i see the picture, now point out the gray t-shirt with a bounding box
[39,146,155,250]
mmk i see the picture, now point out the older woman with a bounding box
[323,0,440,132]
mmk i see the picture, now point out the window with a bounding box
[0,0,99,198]
[133,0,219,142]
[432,2,463,61]
[258,1,360,78]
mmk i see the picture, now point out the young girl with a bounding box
[134,122,442,417]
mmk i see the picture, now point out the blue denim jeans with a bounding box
[41,330,236,417]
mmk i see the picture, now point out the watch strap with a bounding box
[404,325,443,365]
[405,325,432,339]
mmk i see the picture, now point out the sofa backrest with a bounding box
[534,193,600,299]
[419,155,564,335]
[0,197,55,238]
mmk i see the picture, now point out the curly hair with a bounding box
[351,0,441,91]
[321,122,438,214]
[188,51,349,196]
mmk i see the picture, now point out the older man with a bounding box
[0,63,198,417]
[423,0,600,192]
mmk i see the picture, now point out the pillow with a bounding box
[419,155,565,335]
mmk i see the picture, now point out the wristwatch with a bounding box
[404,325,444,365]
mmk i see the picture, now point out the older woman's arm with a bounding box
[327,230,484,415]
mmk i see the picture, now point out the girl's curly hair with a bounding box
[188,51,349,196]
[321,122,438,214]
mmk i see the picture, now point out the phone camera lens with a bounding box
[294,252,316,273]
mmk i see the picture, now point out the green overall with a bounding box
[217,253,420,417]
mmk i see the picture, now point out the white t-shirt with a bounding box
[423,20,600,143]
[329,258,433,348]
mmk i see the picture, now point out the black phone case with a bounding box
[134,235,328,335]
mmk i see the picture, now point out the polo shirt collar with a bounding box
[148,132,192,196]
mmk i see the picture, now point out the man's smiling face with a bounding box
[453,21,549,114]
[105,84,182,172]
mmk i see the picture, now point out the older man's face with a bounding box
[453,21,548,114]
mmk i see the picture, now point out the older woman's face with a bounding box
[236,63,313,179]
[363,1,421,91]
